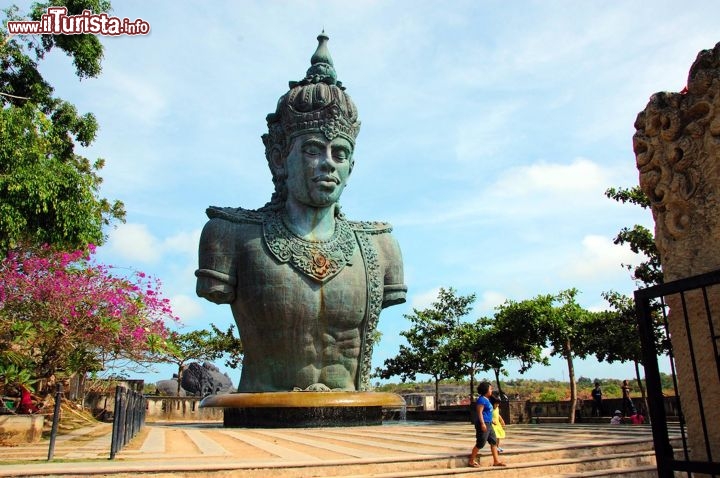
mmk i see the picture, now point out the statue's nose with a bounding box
[319,149,336,170]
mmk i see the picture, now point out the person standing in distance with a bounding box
[591,381,603,417]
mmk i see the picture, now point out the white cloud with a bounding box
[99,69,167,125]
[105,224,201,265]
[489,158,611,199]
[163,229,201,255]
[409,288,441,310]
[454,102,523,163]
[563,235,643,280]
[107,223,161,263]
[169,295,204,324]
[396,157,615,227]
[475,291,507,316]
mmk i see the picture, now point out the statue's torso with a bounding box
[196,207,406,392]
[231,224,367,391]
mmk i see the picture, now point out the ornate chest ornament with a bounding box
[263,211,356,282]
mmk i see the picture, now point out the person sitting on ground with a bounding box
[610,410,623,425]
[630,411,645,424]
[16,385,39,414]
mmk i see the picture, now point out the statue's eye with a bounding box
[333,149,348,162]
[303,145,321,156]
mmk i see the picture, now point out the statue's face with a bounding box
[283,132,352,208]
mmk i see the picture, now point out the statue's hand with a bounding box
[206,289,233,303]
[196,277,235,304]
[305,383,332,392]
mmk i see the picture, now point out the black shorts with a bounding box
[474,422,498,449]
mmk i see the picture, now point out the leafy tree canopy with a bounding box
[605,186,661,286]
[492,294,553,373]
[1,1,125,255]
[493,289,592,423]
[207,323,244,370]
[376,288,475,405]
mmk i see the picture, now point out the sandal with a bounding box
[468,460,481,468]
[493,462,507,467]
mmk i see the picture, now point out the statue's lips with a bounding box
[313,175,340,185]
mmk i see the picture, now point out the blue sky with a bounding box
[15,1,720,387]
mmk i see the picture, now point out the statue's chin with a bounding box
[303,197,339,209]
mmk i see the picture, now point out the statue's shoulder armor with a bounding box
[348,220,393,235]
[206,206,265,224]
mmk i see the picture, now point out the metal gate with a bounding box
[109,385,146,459]
[635,269,720,477]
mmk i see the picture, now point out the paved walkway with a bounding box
[0,421,677,477]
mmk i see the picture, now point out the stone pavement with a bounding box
[0,421,680,477]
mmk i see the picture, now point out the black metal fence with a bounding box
[109,385,146,459]
[635,269,720,478]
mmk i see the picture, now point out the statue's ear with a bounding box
[270,147,284,172]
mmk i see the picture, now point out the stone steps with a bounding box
[0,422,682,477]
[332,452,658,478]
[290,441,662,478]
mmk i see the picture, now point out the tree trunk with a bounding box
[176,364,184,396]
[469,363,476,402]
[565,341,577,424]
[434,376,440,410]
[493,367,503,397]
[634,360,650,424]
[77,372,86,409]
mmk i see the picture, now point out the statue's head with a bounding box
[261,32,361,210]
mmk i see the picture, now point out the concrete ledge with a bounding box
[0,414,44,444]
[531,416,569,424]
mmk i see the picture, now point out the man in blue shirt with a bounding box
[469,381,506,467]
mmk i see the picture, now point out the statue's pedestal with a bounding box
[199,391,405,428]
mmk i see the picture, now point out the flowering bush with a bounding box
[0,244,178,394]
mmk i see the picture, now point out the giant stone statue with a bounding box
[195,33,407,395]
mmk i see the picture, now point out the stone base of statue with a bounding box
[199,391,405,428]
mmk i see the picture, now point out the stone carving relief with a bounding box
[634,42,720,277]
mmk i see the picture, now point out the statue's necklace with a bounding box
[263,211,356,283]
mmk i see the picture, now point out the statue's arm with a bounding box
[377,232,407,308]
[195,218,238,304]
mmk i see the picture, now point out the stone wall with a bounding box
[402,397,678,424]
[84,393,224,422]
[0,415,44,445]
[145,397,223,422]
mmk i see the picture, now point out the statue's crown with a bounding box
[264,32,361,147]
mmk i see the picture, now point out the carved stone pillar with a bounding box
[634,42,720,463]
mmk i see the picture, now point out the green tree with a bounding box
[604,186,661,286]
[492,295,552,374]
[543,289,593,423]
[585,290,670,418]
[376,288,475,407]
[1,2,125,255]
[604,185,666,416]
[493,290,591,423]
[456,318,515,400]
[207,323,244,370]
